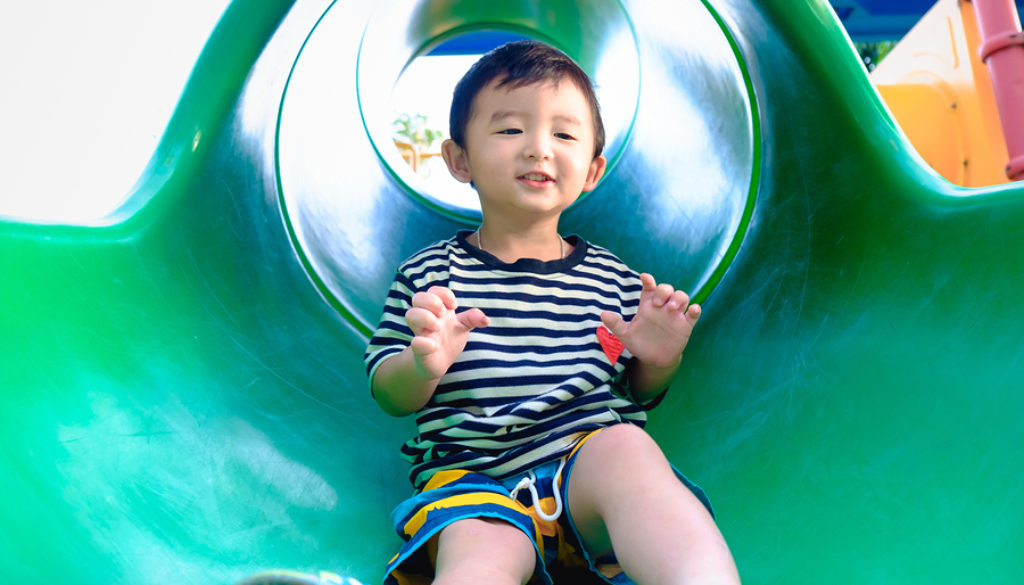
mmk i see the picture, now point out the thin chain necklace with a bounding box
[475,230,565,260]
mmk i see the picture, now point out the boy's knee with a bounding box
[572,424,677,496]
[586,423,661,458]
[434,518,536,585]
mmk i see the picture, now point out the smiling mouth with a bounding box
[519,172,554,183]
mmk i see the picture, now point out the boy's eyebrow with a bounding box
[488,110,583,126]
[488,110,519,123]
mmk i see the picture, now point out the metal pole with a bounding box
[973,0,1024,180]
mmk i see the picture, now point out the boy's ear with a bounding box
[582,154,607,192]
[441,139,473,184]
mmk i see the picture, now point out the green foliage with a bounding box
[392,113,443,149]
[856,40,897,72]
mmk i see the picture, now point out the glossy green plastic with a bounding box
[2,1,1022,584]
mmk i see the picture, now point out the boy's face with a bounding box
[442,79,606,224]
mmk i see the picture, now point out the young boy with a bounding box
[365,41,739,585]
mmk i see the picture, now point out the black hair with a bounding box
[448,40,606,158]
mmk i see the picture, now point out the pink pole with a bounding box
[973,0,1024,181]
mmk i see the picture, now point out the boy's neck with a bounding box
[475,221,569,263]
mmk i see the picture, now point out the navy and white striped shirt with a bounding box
[366,231,659,489]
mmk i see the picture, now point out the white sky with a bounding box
[0,1,230,222]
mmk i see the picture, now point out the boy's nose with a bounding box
[523,134,553,160]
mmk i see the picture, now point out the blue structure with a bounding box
[829,0,1024,40]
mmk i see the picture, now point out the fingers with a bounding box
[409,334,439,355]
[639,272,657,293]
[662,289,689,310]
[406,306,441,335]
[405,288,489,338]
[601,310,627,337]
[412,286,457,317]
[686,303,702,322]
[429,286,458,310]
[640,273,696,314]
[458,307,491,330]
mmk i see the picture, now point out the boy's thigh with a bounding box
[387,469,550,584]
[431,517,536,583]
[563,424,714,556]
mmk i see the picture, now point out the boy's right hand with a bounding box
[405,286,490,380]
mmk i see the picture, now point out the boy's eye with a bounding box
[497,128,522,135]
[555,132,576,141]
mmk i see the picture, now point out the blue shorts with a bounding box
[383,430,713,585]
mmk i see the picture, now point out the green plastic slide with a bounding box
[2,1,1022,583]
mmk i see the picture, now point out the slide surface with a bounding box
[2,1,1022,583]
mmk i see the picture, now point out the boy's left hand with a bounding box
[600,273,701,369]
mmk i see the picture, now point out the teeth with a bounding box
[523,173,550,181]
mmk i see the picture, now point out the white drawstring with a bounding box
[509,457,567,522]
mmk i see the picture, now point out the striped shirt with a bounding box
[366,231,660,489]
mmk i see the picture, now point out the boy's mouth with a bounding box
[519,172,554,183]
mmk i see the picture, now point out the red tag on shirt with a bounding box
[597,326,625,364]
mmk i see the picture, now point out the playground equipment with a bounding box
[3,1,1023,583]
[872,0,1024,185]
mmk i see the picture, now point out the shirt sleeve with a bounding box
[363,270,417,390]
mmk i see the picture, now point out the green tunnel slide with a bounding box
[2,1,1023,583]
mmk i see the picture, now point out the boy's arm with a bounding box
[601,273,701,404]
[627,355,684,404]
[372,286,489,417]
[371,347,445,416]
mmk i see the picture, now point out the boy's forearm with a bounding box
[371,348,440,417]
[629,357,682,404]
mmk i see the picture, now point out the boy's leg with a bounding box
[430,517,537,585]
[566,424,740,585]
